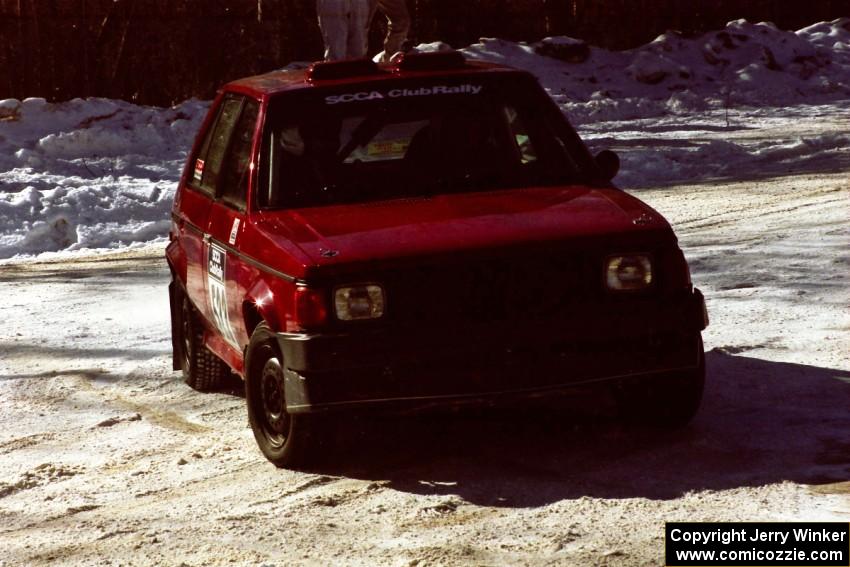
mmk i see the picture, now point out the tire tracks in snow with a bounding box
[650,182,846,233]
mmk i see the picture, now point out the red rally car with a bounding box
[166,52,709,468]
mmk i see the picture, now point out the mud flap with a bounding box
[693,287,709,330]
[169,280,181,371]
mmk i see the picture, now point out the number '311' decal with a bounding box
[207,243,239,347]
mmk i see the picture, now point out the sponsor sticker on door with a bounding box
[193,159,205,182]
[228,218,241,245]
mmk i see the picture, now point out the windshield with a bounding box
[259,77,591,209]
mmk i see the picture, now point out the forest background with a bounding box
[0,0,845,106]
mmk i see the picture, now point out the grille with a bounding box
[379,250,597,324]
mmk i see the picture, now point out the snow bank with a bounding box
[0,98,207,259]
[0,18,848,258]
[451,17,850,124]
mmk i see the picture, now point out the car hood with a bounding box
[254,185,672,271]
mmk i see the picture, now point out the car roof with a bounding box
[223,59,526,101]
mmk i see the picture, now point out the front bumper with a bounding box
[278,288,708,413]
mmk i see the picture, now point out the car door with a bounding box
[204,96,262,353]
[176,95,243,330]
[174,94,241,316]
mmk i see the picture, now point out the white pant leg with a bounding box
[317,0,350,61]
[377,0,410,61]
[346,0,375,59]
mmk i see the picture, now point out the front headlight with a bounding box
[334,284,385,320]
[606,255,653,291]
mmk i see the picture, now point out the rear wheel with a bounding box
[176,288,231,392]
[245,323,319,468]
[616,335,705,428]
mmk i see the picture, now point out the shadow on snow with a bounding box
[302,351,850,505]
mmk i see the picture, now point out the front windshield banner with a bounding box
[259,75,589,209]
[325,84,484,105]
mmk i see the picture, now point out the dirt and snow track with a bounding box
[0,168,847,566]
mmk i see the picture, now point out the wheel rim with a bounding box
[259,356,289,447]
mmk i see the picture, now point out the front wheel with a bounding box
[245,323,319,468]
[616,335,705,428]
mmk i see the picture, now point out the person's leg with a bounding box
[377,0,410,61]
[347,0,374,59]
[317,0,350,60]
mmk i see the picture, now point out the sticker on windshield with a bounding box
[325,84,483,105]
[207,243,238,347]
[368,140,409,160]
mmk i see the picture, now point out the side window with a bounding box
[190,96,242,196]
[504,105,538,164]
[219,100,260,210]
[260,125,312,209]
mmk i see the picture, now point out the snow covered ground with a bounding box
[0,17,848,567]
[0,169,846,566]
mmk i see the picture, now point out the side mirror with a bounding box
[594,150,620,182]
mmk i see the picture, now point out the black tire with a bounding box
[616,335,705,428]
[245,323,319,468]
[176,288,231,392]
